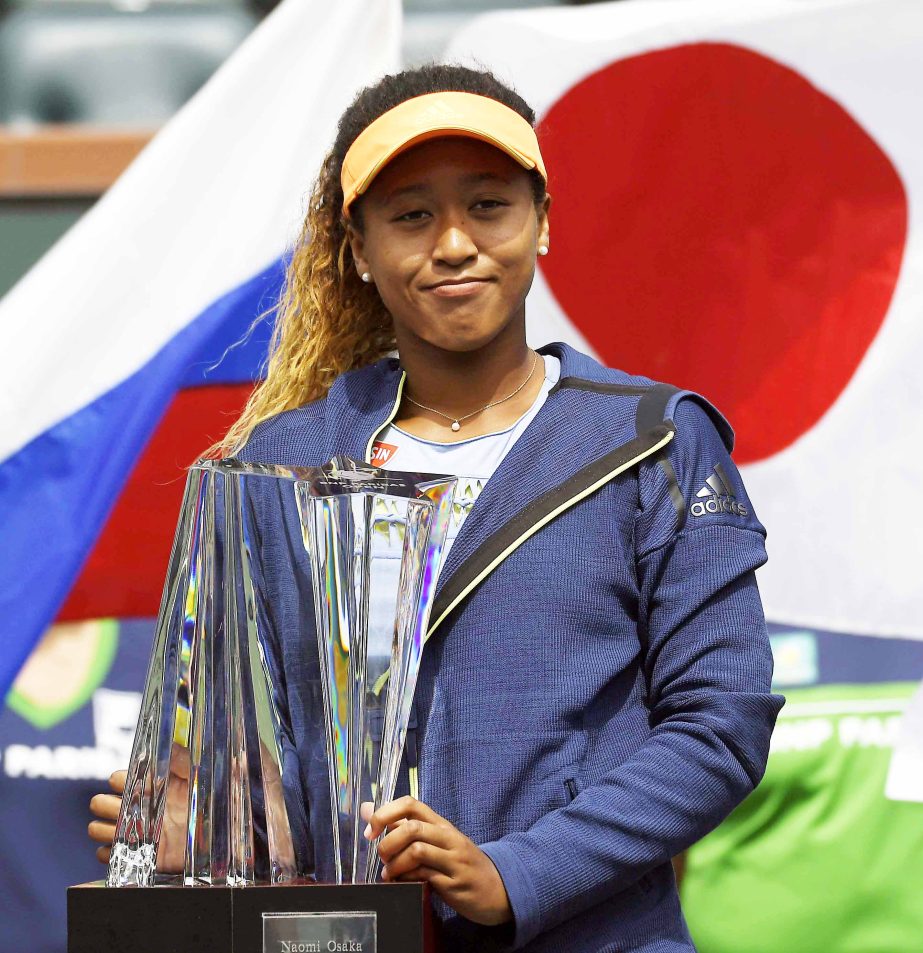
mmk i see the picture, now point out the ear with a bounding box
[537,192,552,251]
[346,221,369,280]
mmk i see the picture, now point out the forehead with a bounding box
[363,136,531,202]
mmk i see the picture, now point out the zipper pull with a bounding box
[406,704,420,800]
[406,728,419,800]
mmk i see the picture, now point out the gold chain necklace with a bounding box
[403,351,540,432]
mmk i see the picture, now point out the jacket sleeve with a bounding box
[479,396,785,948]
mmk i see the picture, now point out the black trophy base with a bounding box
[68,880,439,953]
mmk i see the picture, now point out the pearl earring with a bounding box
[361,272,372,283]
[538,245,549,256]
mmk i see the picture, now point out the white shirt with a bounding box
[373,354,561,562]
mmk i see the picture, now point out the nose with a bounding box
[433,222,478,268]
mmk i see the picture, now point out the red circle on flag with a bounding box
[538,43,907,463]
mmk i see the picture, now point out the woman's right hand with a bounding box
[88,769,126,865]
[88,747,190,872]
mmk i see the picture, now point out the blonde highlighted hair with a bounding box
[211,64,545,457]
[212,152,394,457]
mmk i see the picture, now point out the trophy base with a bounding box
[68,880,440,953]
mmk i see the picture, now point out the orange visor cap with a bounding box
[340,91,547,217]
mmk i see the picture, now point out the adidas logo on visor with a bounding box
[690,463,749,518]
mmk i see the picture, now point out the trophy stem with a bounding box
[304,495,347,885]
[237,480,298,884]
[223,472,255,885]
[184,471,217,884]
[347,494,374,884]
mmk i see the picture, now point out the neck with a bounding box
[391,317,544,440]
[397,328,535,417]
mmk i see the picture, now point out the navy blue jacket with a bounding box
[239,341,784,952]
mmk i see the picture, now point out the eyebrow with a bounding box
[380,171,514,206]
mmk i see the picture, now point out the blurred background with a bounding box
[0,0,590,302]
[2,1,922,951]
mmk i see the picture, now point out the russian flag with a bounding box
[0,0,401,697]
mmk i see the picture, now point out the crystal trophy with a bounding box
[106,456,455,889]
[295,458,455,884]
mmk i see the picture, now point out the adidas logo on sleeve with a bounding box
[690,463,749,518]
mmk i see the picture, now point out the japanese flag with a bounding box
[446,0,923,639]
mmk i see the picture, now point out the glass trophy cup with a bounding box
[106,456,455,890]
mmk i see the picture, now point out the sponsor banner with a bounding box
[0,620,151,953]
[682,625,923,953]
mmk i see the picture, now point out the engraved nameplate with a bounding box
[263,911,377,953]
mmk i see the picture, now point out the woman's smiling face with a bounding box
[347,136,550,354]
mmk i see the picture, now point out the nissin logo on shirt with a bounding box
[371,441,397,466]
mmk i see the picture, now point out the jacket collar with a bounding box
[320,343,673,634]
[322,342,616,457]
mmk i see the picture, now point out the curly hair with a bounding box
[212,63,546,457]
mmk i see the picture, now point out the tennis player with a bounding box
[91,64,783,952]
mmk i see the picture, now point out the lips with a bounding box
[425,278,493,297]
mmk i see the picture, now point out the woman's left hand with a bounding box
[361,796,512,927]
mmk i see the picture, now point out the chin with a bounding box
[426,329,505,354]
[421,314,513,353]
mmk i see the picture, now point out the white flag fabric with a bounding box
[446,0,923,639]
[887,680,923,803]
[0,0,401,696]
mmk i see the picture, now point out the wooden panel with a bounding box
[0,126,154,197]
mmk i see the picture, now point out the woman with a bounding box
[91,64,783,951]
